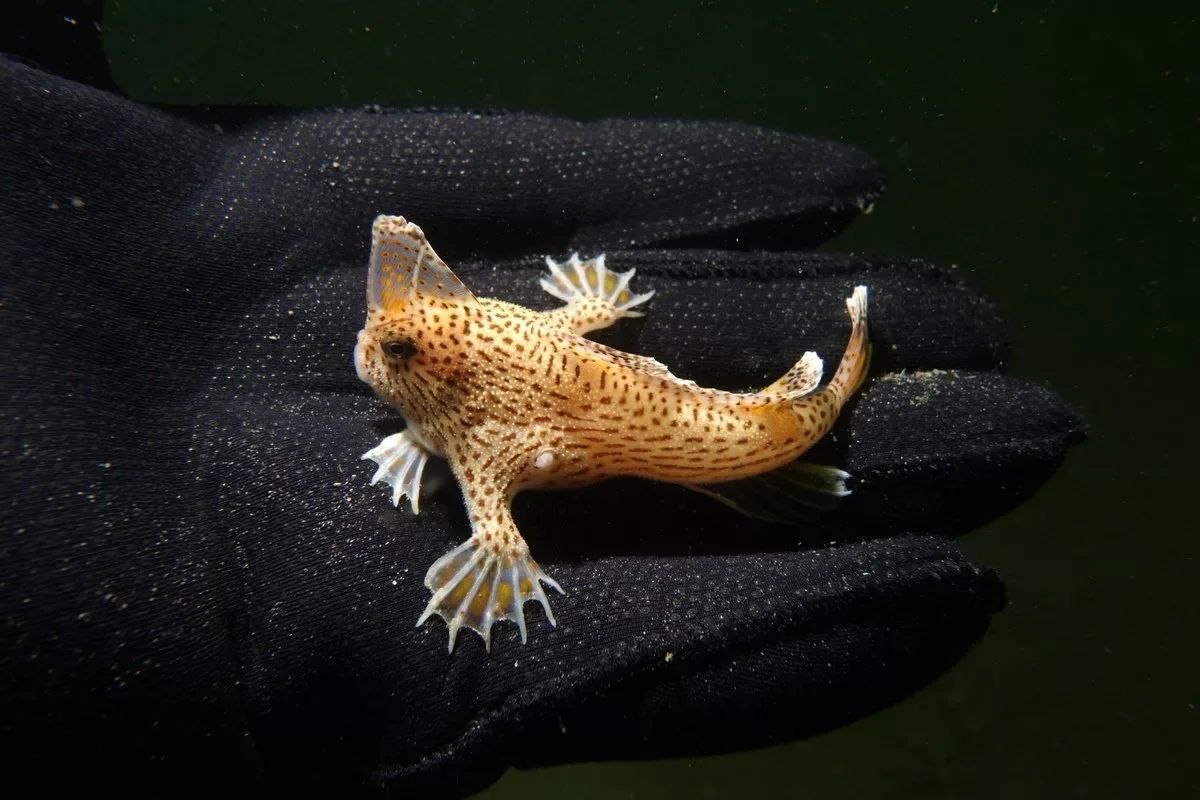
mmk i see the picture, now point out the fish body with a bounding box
[354,215,869,651]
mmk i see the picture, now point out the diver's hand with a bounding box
[0,55,1081,798]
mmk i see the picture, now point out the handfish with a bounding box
[354,215,870,651]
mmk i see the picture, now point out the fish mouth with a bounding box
[354,329,372,383]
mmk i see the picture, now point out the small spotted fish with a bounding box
[354,215,870,652]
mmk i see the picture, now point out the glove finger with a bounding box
[508,537,1002,770]
[203,109,883,258]
[1,56,884,272]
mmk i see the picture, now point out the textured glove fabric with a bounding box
[0,55,1080,798]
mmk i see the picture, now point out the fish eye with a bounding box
[384,340,416,359]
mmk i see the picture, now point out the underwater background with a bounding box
[96,0,1195,796]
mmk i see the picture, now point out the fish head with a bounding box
[354,215,480,418]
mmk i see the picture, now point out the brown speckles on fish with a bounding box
[354,215,870,653]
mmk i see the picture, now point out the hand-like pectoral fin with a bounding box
[539,253,655,334]
[361,429,434,514]
[416,491,563,652]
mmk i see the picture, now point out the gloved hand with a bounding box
[0,54,1082,798]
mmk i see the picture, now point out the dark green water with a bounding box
[103,1,1197,796]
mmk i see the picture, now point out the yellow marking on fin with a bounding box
[495,580,513,608]
[540,254,655,318]
[447,575,472,606]
[418,536,564,652]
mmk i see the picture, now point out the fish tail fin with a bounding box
[761,286,870,404]
[828,285,871,402]
[697,286,870,526]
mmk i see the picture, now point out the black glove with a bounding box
[0,54,1082,798]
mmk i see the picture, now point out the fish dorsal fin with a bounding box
[761,351,824,401]
[368,215,478,311]
[577,338,699,388]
